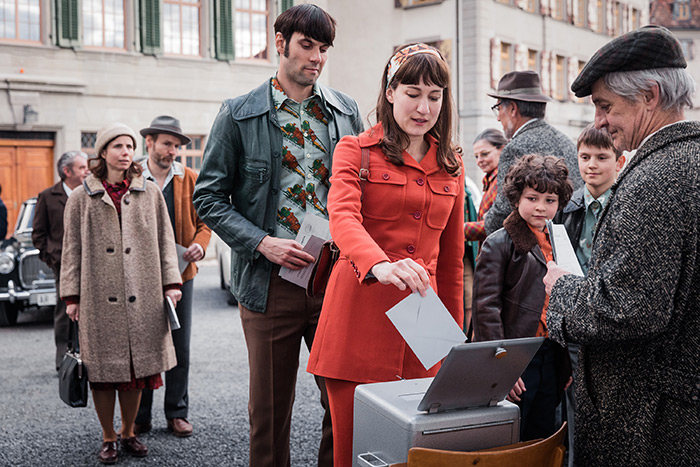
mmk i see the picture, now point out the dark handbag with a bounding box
[307,240,341,298]
[58,321,88,408]
[306,148,370,298]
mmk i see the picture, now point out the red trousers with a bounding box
[325,378,361,467]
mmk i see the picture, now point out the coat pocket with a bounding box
[360,169,407,221]
[426,177,458,229]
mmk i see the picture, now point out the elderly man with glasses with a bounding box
[484,71,582,234]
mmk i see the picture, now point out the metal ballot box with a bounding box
[352,337,544,467]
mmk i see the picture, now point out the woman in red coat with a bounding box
[307,43,464,467]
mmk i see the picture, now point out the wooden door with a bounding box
[0,140,54,237]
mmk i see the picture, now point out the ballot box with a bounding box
[352,337,544,467]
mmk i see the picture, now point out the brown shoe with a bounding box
[98,441,118,464]
[133,422,152,435]
[120,436,148,457]
[167,418,193,437]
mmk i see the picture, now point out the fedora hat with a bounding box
[487,70,551,103]
[140,115,191,145]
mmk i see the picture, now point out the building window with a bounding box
[680,39,695,61]
[595,0,604,33]
[83,0,125,48]
[575,0,586,27]
[164,0,200,56]
[611,2,620,36]
[0,0,41,41]
[551,0,565,20]
[235,0,268,60]
[673,0,692,21]
[177,136,205,172]
[525,0,537,13]
[632,8,640,29]
[500,42,513,75]
[527,48,539,73]
[81,132,97,156]
[555,55,566,100]
[395,0,444,8]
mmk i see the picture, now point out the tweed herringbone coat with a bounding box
[547,121,700,465]
[60,174,182,383]
[484,119,583,234]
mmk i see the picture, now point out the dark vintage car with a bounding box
[0,197,56,326]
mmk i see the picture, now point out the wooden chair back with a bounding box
[390,422,567,467]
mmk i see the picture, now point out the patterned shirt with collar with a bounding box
[576,186,612,274]
[271,76,331,239]
[464,168,498,242]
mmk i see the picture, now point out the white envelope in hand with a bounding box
[385,287,467,371]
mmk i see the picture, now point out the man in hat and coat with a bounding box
[484,70,582,234]
[134,115,211,438]
[544,25,700,465]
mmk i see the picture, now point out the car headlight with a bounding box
[0,252,15,274]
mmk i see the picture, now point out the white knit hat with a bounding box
[95,123,138,157]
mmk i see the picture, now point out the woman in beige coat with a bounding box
[61,123,182,465]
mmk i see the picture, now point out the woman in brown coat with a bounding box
[61,123,182,464]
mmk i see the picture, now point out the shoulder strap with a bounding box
[360,147,370,201]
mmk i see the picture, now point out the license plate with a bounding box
[37,292,57,307]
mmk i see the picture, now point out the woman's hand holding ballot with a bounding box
[371,259,431,297]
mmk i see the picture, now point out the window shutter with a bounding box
[56,0,80,48]
[140,0,162,55]
[281,0,294,12]
[214,0,234,60]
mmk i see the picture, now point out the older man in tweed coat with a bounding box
[544,26,700,465]
[484,71,582,234]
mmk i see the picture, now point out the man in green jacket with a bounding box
[193,5,362,467]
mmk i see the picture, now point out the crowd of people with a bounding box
[29,3,700,466]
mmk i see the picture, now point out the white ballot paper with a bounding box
[385,287,467,371]
[546,221,584,277]
[279,214,332,287]
[175,244,189,275]
[166,296,180,331]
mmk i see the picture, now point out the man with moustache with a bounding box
[135,115,211,438]
[193,5,362,466]
[544,26,700,465]
[484,71,582,234]
[33,150,89,370]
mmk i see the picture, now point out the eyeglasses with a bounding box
[491,102,502,117]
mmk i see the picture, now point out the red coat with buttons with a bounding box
[307,123,464,383]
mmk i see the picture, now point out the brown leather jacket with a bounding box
[472,210,548,341]
[472,210,571,391]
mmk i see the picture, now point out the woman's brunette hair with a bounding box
[89,136,142,181]
[376,44,461,176]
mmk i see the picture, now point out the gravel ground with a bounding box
[0,261,325,466]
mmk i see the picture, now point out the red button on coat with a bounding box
[416,178,425,186]
[443,185,450,192]
[412,211,421,220]
[382,173,390,180]
[407,245,416,254]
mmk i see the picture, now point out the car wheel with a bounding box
[0,302,19,327]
